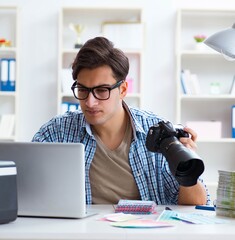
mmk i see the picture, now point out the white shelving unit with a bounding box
[176,8,235,201]
[58,6,144,114]
[0,6,19,141]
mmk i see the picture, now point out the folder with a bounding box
[8,58,16,91]
[0,58,16,92]
[232,105,235,138]
[61,102,80,113]
[0,58,9,91]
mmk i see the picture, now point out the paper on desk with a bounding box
[174,212,228,224]
[110,219,174,228]
[100,213,140,222]
[157,210,228,224]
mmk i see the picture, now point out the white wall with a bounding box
[1,0,235,140]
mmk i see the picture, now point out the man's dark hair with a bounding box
[72,37,129,82]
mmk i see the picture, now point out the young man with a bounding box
[32,37,208,205]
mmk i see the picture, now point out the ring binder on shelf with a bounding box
[232,105,235,138]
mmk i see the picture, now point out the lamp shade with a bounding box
[204,23,235,59]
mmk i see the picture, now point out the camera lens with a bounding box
[160,137,204,186]
[177,160,194,175]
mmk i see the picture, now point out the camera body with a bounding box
[146,120,204,186]
[146,121,189,153]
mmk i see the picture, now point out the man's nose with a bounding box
[85,91,98,106]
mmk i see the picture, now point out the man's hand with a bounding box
[179,126,197,151]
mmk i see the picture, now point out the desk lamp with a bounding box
[204,23,235,60]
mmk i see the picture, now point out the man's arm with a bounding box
[178,126,208,205]
[178,181,207,205]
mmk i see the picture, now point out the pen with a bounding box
[165,206,172,211]
[195,205,215,211]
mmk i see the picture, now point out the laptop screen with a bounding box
[0,142,87,218]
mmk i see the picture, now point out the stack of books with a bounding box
[216,170,235,218]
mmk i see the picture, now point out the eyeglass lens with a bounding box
[72,80,123,100]
[77,87,110,100]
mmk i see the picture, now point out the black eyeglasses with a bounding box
[71,80,124,100]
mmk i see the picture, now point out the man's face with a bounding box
[76,66,127,127]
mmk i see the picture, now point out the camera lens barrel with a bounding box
[160,137,204,186]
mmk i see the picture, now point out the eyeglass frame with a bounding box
[71,80,124,100]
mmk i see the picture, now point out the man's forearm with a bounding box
[178,181,207,205]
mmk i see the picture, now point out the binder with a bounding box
[0,58,16,92]
[8,58,16,91]
[0,58,9,91]
[232,105,235,138]
[61,102,80,113]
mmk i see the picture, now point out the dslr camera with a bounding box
[146,120,204,186]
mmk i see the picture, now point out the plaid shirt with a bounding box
[32,103,209,205]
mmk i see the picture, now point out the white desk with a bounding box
[0,205,235,240]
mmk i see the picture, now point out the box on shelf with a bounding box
[102,22,144,49]
[186,121,222,139]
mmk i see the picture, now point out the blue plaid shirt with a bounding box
[32,103,209,205]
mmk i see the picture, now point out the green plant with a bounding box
[194,34,206,43]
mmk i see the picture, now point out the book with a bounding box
[181,70,200,95]
[229,75,235,95]
[115,199,157,214]
[190,74,201,95]
[61,68,74,95]
[0,114,15,138]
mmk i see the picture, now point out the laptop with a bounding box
[0,142,93,219]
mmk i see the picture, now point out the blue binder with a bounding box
[0,58,9,91]
[232,105,235,138]
[61,102,80,113]
[0,58,16,92]
[8,58,16,91]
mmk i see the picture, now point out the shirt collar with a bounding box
[82,101,147,139]
[122,101,146,140]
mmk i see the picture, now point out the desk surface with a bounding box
[0,205,235,240]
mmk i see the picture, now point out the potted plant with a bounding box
[0,38,11,47]
[193,34,207,50]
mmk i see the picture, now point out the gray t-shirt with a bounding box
[90,119,140,204]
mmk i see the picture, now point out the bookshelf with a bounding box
[58,6,144,114]
[176,8,235,201]
[0,6,19,141]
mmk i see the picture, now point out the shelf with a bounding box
[62,48,143,55]
[176,8,235,191]
[179,50,219,55]
[0,136,15,141]
[197,138,235,143]
[0,6,19,141]
[0,91,16,97]
[180,94,235,100]
[58,6,144,114]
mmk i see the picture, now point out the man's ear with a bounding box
[120,80,128,99]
